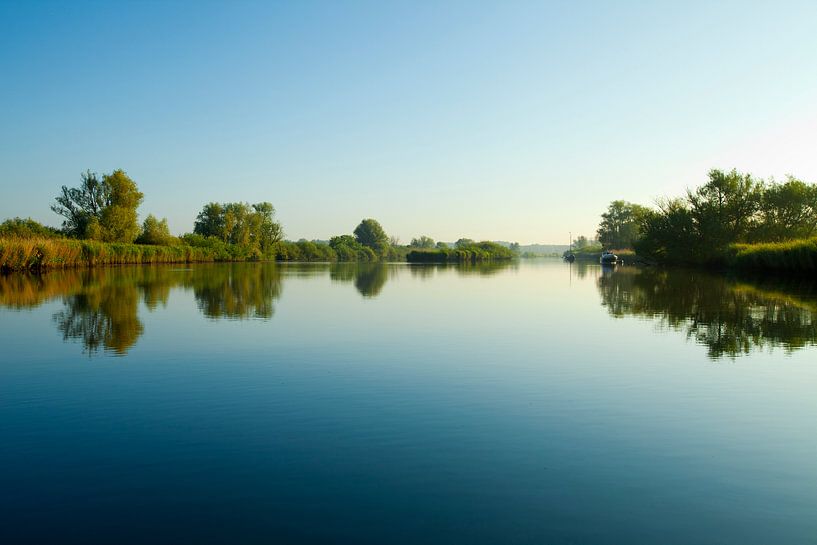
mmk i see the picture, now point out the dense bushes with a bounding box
[597,169,817,269]
[407,241,515,263]
[0,218,64,239]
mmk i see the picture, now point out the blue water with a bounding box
[1,261,816,544]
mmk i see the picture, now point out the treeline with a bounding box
[407,239,516,262]
[1,168,522,270]
[597,169,817,270]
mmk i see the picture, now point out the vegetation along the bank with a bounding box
[1,169,520,271]
[593,169,817,272]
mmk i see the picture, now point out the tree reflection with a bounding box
[189,263,282,319]
[597,267,817,359]
[1,263,284,355]
[330,263,389,297]
[54,276,144,355]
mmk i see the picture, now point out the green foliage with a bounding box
[136,214,175,245]
[354,218,390,257]
[275,239,338,262]
[0,217,63,239]
[51,169,144,242]
[193,201,283,257]
[0,237,234,272]
[435,241,449,249]
[98,170,144,243]
[410,235,435,248]
[329,234,375,261]
[752,177,817,242]
[730,237,817,272]
[597,201,651,249]
[407,240,515,263]
[628,169,817,267]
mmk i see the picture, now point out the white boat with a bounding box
[600,250,620,265]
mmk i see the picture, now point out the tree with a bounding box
[193,201,283,255]
[597,200,651,249]
[435,241,448,249]
[410,235,435,248]
[51,169,143,242]
[51,170,109,237]
[753,176,817,241]
[0,217,62,239]
[455,238,475,248]
[136,214,174,245]
[686,169,762,249]
[574,236,589,250]
[354,219,390,257]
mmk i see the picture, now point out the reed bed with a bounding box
[0,237,223,272]
[729,237,817,272]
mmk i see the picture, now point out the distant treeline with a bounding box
[406,240,516,263]
[594,169,817,271]
[1,168,522,271]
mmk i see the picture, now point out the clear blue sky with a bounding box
[2,0,816,244]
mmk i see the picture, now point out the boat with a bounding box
[600,250,620,265]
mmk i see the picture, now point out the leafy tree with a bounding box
[597,200,651,249]
[753,176,817,241]
[574,235,589,250]
[354,218,390,257]
[136,214,174,245]
[455,238,475,248]
[51,169,143,242]
[410,235,435,248]
[435,241,449,249]
[51,170,108,237]
[686,169,763,250]
[193,201,283,255]
[0,217,62,239]
[194,203,226,240]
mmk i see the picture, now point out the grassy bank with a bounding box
[0,237,226,272]
[729,237,817,272]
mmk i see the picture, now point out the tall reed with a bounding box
[729,237,817,272]
[0,237,226,272]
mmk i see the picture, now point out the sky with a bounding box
[1,0,817,244]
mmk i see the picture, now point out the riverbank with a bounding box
[0,237,228,272]
[728,237,817,272]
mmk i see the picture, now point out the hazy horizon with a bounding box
[2,1,817,244]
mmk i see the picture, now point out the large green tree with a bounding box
[753,176,817,241]
[410,235,435,248]
[353,219,390,257]
[686,169,763,249]
[136,214,174,245]
[597,200,651,249]
[52,169,143,242]
[193,201,283,254]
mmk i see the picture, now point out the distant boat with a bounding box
[600,250,620,265]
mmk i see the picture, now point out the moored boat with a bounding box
[600,250,620,265]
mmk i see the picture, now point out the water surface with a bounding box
[1,261,816,544]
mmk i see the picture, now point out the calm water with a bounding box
[1,261,816,544]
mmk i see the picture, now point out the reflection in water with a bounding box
[330,263,389,297]
[0,264,283,355]
[54,278,144,355]
[407,261,518,280]
[598,267,817,359]
[191,264,282,320]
